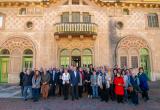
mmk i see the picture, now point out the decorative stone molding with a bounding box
[0,37,34,54]
[0,0,160,8]
[117,37,149,50]
[57,37,94,50]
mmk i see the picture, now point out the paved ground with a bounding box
[0,81,160,110]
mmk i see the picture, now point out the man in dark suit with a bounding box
[49,68,58,96]
[70,66,80,101]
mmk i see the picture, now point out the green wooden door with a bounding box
[0,57,9,83]
[140,48,151,80]
[23,57,33,70]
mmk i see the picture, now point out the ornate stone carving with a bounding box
[0,37,34,55]
[57,37,94,50]
[118,37,149,50]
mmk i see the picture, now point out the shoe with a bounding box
[101,99,104,102]
[105,100,108,103]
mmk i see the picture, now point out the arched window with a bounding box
[129,48,138,68]
[0,49,10,55]
[118,48,128,68]
[60,49,70,67]
[23,49,33,55]
[23,49,33,70]
[82,49,92,67]
[0,13,5,29]
[147,13,159,28]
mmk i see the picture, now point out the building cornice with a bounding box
[0,0,160,8]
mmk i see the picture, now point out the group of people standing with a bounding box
[19,64,149,105]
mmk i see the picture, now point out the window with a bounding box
[19,8,27,15]
[0,49,10,55]
[63,0,69,5]
[72,0,80,5]
[123,8,129,15]
[131,56,138,68]
[120,56,127,68]
[0,14,4,29]
[83,12,91,23]
[72,12,80,22]
[60,49,70,67]
[82,49,92,67]
[23,49,33,55]
[82,1,88,5]
[26,21,33,30]
[147,13,159,28]
[61,12,69,23]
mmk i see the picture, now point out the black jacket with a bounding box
[19,72,25,86]
[23,74,33,86]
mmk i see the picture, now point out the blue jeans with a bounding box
[32,88,40,101]
[20,86,24,96]
[92,85,98,98]
[23,86,32,100]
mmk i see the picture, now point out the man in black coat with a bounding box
[23,69,33,101]
[49,68,58,96]
[19,69,26,96]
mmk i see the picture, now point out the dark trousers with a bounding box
[58,83,62,96]
[100,84,109,102]
[49,84,56,96]
[131,90,139,105]
[63,83,69,100]
[78,86,83,98]
[32,88,40,101]
[117,95,123,103]
[142,90,149,101]
[86,83,92,95]
[71,85,79,100]
[110,84,116,101]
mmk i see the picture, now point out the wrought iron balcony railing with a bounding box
[54,22,98,35]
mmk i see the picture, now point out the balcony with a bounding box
[54,22,98,36]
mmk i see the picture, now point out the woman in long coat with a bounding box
[114,72,124,103]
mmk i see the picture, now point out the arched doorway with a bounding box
[71,49,81,67]
[116,37,151,80]
[0,49,10,83]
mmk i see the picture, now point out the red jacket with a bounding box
[114,76,124,95]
